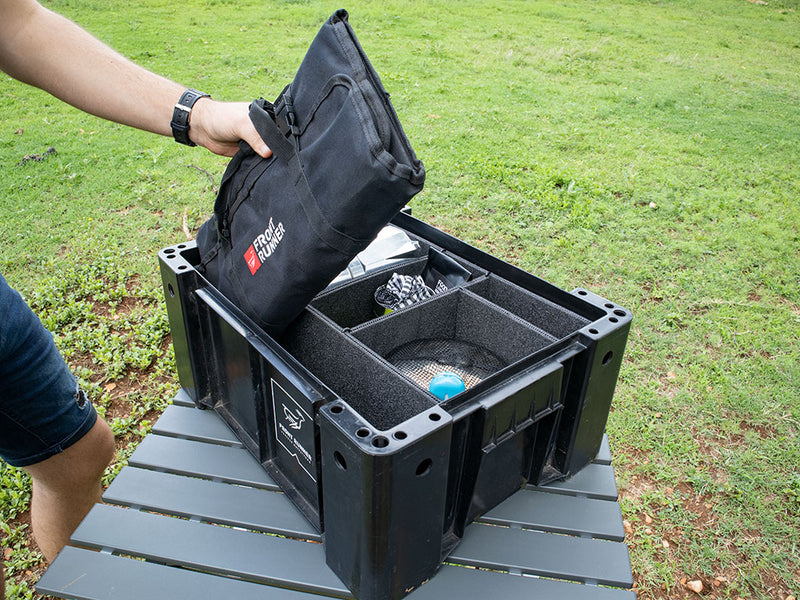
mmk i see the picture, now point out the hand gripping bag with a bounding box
[196,9,425,336]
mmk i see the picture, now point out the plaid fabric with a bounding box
[385,273,435,309]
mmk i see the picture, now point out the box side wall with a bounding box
[319,403,452,600]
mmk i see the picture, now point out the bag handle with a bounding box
[248,99,369,257]
[248,99,296,164]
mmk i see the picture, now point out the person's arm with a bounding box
[0,0,270,158]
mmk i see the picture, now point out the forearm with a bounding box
[0,0,182,135]
[0,0,270,157]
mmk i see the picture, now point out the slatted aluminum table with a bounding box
[37,390,635,600]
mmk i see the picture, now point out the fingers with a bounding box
[243,125,272,159]
[189,99,271,158]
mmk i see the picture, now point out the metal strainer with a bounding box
[385,338,507,392]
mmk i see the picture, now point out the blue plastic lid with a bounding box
[428,372,466,401]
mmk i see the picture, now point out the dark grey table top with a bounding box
[38,389,634,600]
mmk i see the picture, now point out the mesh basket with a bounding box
[386,338,506,392]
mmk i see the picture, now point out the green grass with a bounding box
[2,0,799,598]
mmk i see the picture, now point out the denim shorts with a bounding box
[0,273,97,467]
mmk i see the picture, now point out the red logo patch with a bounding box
[244,245,261,275]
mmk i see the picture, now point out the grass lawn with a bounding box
[2,0,799,598]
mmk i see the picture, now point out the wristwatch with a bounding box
[171,89,211,146]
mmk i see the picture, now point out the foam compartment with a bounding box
[352,290,556,384]
[465,275,591,339]
[312,257,428,329]
[279,309,436,430]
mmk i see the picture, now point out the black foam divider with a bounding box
[312,246,489,330]
[401,229,490,280]
[279,309,437,431]
[312,257,428,329]
[352,290,555,371]
[465,276,591,339]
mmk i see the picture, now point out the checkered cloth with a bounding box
[384,273,435,309]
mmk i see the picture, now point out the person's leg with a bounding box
[22,417,114,560]
[1,273,115,562]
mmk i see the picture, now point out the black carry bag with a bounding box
[196,9,425,336]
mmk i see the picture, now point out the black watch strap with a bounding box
[171,89,211,146]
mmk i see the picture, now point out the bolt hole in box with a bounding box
[159,211,631,600]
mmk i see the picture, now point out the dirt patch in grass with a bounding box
[619,466,797,600]
[91,293,140,321]
[737,419,779,440]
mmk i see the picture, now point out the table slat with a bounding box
[129,434,278,490]
[103,467,320,541]
[481,488,624,541]
[410,562,636,600]
[596,434,612,465]
[71,504,350,597]
[451,521,633,587]
[172,388,196,407]
[36,546,316,600]
[153,404,241,446]
[530,462,619,500]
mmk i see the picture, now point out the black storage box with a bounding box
[159,212,631,600]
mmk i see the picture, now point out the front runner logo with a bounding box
[243,217,285,275]
[283,405,305,430]
[244,246,260,275]
[272,379,316,482]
